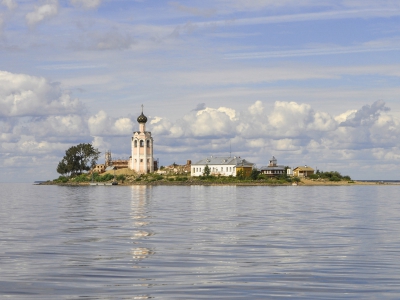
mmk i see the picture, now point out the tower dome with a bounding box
[137,112,147,123]
[137,105,148,123]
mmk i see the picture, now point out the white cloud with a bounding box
[0,70,85,117]
[25,0,58,26]
[88,110,134,136]
[70,0,101,9]
[1,0,17,10]
[91,136,111,151]
[14,115,89,138]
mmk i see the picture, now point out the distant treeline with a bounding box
[309,171,351,181]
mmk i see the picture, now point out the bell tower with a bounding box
[130,105,154,173]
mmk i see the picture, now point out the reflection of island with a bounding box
[130,186,154,261]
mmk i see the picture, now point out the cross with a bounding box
[141,104,144,113]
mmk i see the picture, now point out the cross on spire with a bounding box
[141,104,144,113]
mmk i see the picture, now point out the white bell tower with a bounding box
[129,105,154,173]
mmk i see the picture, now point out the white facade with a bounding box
[191,164,237,177]
[191,156,254,177]
[129,108,154,173]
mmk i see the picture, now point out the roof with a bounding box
[105,166,117,171]
[193,156,254,167]
[294,166,314,171]
[260,165,285,171]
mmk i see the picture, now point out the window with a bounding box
[134,140,137,147]
[221,167,223,171]
[147,140,150,147]
[140,140,144,147]
[193,168,195,173]
[140,159,143,162]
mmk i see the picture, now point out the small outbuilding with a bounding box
[293,165,314,177]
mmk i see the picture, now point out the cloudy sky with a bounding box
[1,0,400,182]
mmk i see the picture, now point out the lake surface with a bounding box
[1,183,400,299]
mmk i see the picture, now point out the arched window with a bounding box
[147,140,150,147]
[140,140,144,147]
[134,140,137,147]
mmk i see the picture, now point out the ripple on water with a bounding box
[0,184,400,299]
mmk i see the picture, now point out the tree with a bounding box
[56,159,68,176]
[203,164,211,177]
[57,143,100,176]
[236,169,244,180]
[250,169,260,180]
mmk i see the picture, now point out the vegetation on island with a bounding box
[55,143,100,181]
[51,144,351,185]
[309,170,352,182]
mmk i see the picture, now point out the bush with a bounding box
[292,177,301,183]
[72,174,90,182]
[54,176,69,183]
[116,175,126,182]
[96,173,115,182]
[153,174,163,181]
[250,169,260,180]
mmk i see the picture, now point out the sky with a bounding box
[1,0,400,182]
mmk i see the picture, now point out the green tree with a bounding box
[203,164,211,177]
[236,169,244,180]
[250,169,260,180]
[56,159,69,176]
[57,143,100,176]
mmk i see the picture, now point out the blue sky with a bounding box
[1,0,400,181]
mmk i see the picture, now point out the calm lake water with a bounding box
[1,183,400,299]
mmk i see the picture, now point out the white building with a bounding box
[191,156,254,177]
[129,106,154,173]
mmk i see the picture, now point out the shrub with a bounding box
[96,173,115,182]
[116,175,126,182]
[55,176,69,183]
[153,174,163,181]
[73,174,90,182]
[250,169,260,180]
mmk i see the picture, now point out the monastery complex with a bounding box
[94,107,315,178]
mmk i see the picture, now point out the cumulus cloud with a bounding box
[1,0,17,10]
[70,0,101,9]
[0,70,85,117]
[25,0,58,26]
[144,99,400,175]
[88,110,134,136]
[13,115,89,139]
[340,100,390,127]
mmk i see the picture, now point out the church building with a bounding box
[129,106,154,173]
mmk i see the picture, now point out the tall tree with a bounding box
[57,143,100,176]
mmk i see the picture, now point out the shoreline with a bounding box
[41,179,398,186]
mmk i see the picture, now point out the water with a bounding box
[1,184,400,299]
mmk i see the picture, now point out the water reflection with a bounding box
[130,186,154,261]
